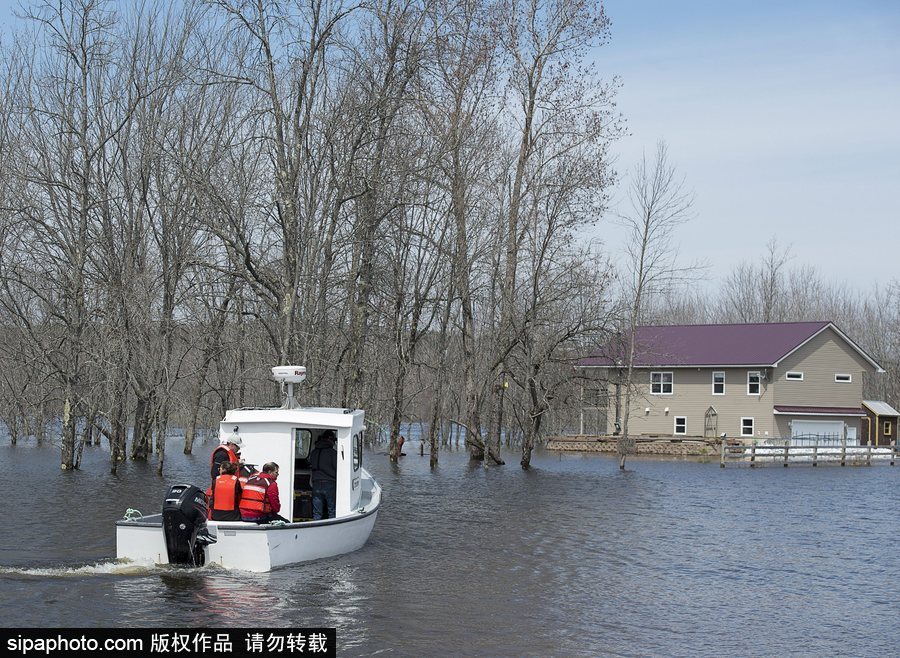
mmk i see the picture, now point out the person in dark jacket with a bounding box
[210,429,242,485]
[310,430,337,520]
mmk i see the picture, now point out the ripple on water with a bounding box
[2,443,899,655]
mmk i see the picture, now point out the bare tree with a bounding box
[416,0,501,464]
[383,180,451,462]
[484,0,618,464]
[719,237,792,322]
[510,245,615,468]
[207,0,358,369]
[10,0,128,470]
[618,141,697,469]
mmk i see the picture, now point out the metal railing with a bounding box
[788,433,848,447]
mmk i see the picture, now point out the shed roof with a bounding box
[578,321,883,370]
[863,400,900,416]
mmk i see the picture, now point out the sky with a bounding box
[596,0,900,291]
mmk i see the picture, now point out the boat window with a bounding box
[294,428,312,459]
[353,432,362,471]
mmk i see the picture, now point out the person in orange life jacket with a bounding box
[210,428,243,486]
[209,461,243,522]
[310,431,337,520]
[239,462,288,523]
[237,462,254,487]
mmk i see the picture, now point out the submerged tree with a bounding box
[617,141,697,470]
[484,0,620,464]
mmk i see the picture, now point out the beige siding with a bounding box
[622,367,775,440]
[774,327,874,406]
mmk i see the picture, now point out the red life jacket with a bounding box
[211,475,240,512]
[210,445,239,471]
[240,472,274,518]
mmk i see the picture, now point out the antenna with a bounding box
[271,366,307,409]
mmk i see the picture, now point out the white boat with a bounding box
[116,366,381,572]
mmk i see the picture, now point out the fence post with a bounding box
[892,439,897,466]
[750,441,756,468]
[812,439,818,467]
[867,442,872,466]
[783,440,789,467]
[720,437,725,468]
[840,431,847,467]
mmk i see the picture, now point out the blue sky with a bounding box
[597,0,900,290]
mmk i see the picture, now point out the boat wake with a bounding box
[0,558,160,578]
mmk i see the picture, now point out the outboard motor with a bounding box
[162,484,216,566]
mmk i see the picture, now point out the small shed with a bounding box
[861,400,900,446]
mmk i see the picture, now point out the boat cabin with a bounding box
[220,407,365,521]
[219,366,366,521]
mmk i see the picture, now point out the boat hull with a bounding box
[117,478,381,572]
[210,508,378,571]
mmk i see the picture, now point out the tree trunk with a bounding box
[184,376,205,456]
[74,419,86,470]
[388,359,406,464]
[8,416,18,446]
[109,370,129,474]
[60,392,77,470]
[155,413,167,477]
[131,394,154,461]
[427,294,452,470]
[36,400,46,445]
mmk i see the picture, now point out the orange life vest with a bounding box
[210,445,239,470]
[239,472,274,517]
[211,475,240,512]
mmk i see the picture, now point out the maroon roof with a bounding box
[774,405,865,416]
[578,321,832,367]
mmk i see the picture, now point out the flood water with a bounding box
[2,438,899,656]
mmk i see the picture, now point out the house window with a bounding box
[835,374,852,383]
[741,417,755,436]
[583,387,607,407]
[712,371,725,395]
[674,417,687,435]
[747,371,761,395]
[786,372,803,381]
[885,421,893,437]
[651,371,673,395]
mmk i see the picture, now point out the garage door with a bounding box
[791,420,844,443]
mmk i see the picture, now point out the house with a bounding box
[578,321,888,445]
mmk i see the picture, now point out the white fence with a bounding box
[720,439,898,467]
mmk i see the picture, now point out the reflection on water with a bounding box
[2,440,899,655]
